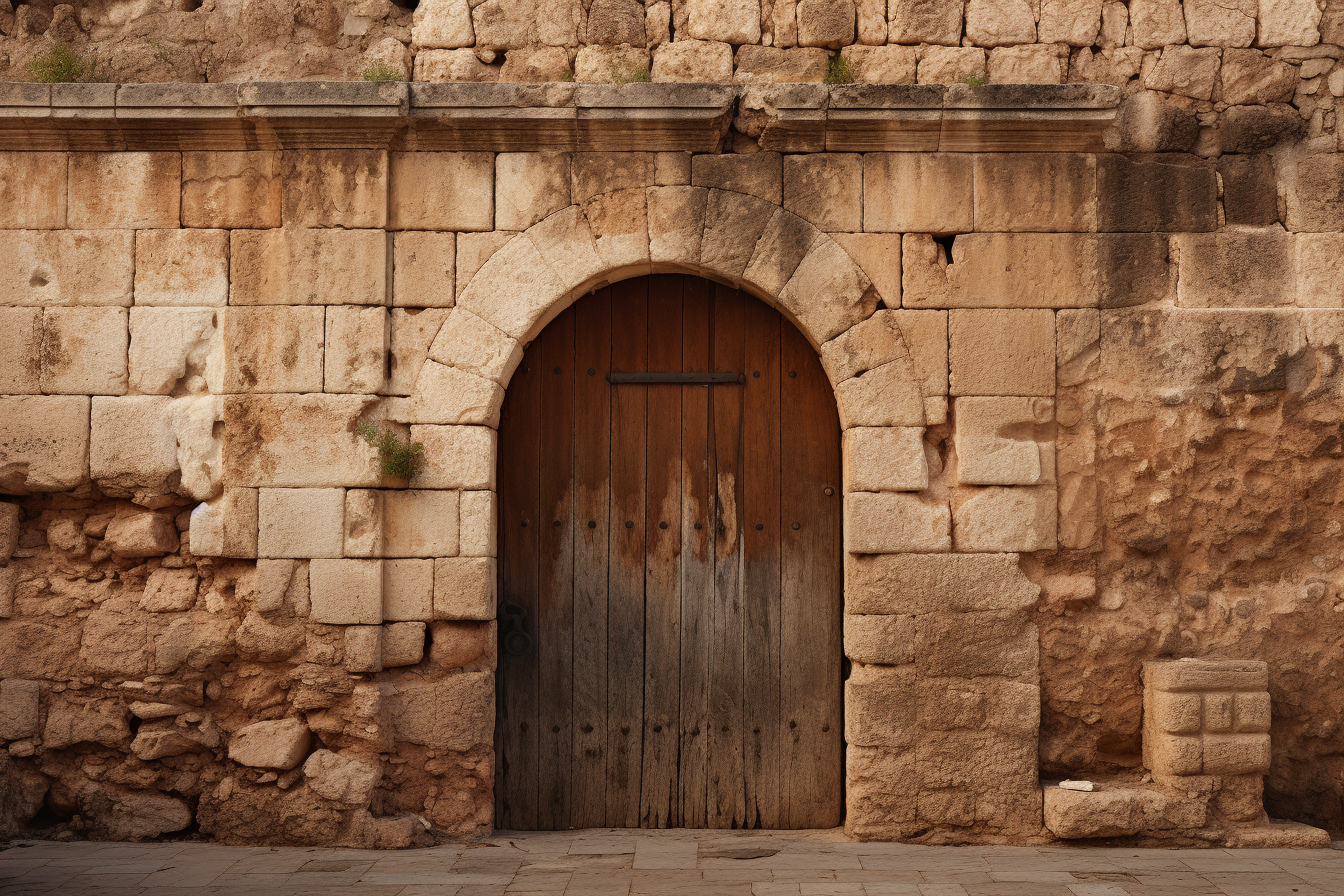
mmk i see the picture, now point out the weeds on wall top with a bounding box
[357,420,426,480]
[361,63,404,82]
[26,44,92,83]
[611,62,652,84]
[959,72,989,87]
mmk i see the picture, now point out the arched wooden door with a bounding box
[495,274,842,830]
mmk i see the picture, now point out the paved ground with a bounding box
[4,829,1344,896]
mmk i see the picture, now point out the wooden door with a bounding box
[496,274,842,830]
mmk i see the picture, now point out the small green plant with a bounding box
[361,63,404,82]
[959,72,988,87]
[560,69,574,82]
[611,63,652,84]
[357,420,425,479]
[825,55,855,85]
[26,44,89,84]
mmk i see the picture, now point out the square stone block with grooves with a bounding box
[258,488,346,559]
[310,559,383,625]
[1143,658,1272,777]
[182,151,282,229]
[281,149,388,229]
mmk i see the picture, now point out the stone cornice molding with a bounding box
[0,81,1122,153]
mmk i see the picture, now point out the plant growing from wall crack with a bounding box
[357,420,425,479]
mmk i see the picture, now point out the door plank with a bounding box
[678,278,713,828]
[536,306,576,831]
[741,297,783,830]
[607,278,648,828]
[571,287,612,829]
[497,335,542,830]
[640,274,684,828]
[707,284,747,829]
[778,321,845,829]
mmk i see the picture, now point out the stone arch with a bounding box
[405,187,927,432]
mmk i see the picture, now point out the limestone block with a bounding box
[839,45,917,83]
[778,237,877,346]
[0,230,134,308]
[1219,154,1279,227]
[384,308,448,396]
[1296,234,1344,307]
[324,307,388,395]
[1071,46,1146,84]
[987,45,1065,84]
[701,190,777,284]
[310,558,383,624]
[1286,154,1344,233]
[1097,155,1217,234]
[951,485,1058,552]
[383,621,427,667]
[1144,659,1272,776]
[1257,0,1321,46]
[471,0,535,49]
[43,697,132,750]
[456,236,566,342]
[1143,46,1222,101]
[692,153,782,204]
[0,396,91,493]
[390,671,494,751]
[855,0,886,42]
[1099,0,1128,44]
[223,397,382,489]
[520,208,602,312]
[1129,0,1187,47]
[949,308,1055,397]
[575,46,651,82]
[220,307,325,393]
[407,361,506,427]
[686,0,760,42]
[1147,658,1269,693]
[888,0,962,44]
[104,508,179,557]
[733,46,831,82]
[41,307,128,395]
[844,614,915,665]
[571,153,654,204]
[1183,0,1256,46]
[344,625,383,673]
[89,396,178,497]
[460,490,498,557]
[0,153,66,229]
[495,153,570,233]
[0,679,40,741]
[835,359,926,429]
[189,487,259,559]
[407,425,496,491]
[1174,231,1294,308]
[782,154,861,233]
[1045,785,1208,839]
[1037,0,1103,45]
[655,153,691,186]
[652,40,734,83]
[0,308,41,394]
[344,488,383,558]
[139,568,200,613]
[393,232,456,309]
[845,492,950,553]
[128,307,221,396]
[964,0,1035,45]
[648,185,709,269]
[917,676,1038,735]
[1220,49,1297,105]
[915,610,1038,678]
[974,154,1095,232]
[797,0,856,47]
[413,0,475,47]
[843,427,928,493]
[647,0,673,46]
[384,558,434,621]
[414,49,502,82]
[821,310,918,386]
[389,155,494,231]
[68,153,179,229]
[582,188,651,280]
[281,150,387,229]
[182,152,282,229]
[501,47,573,82]
[426,307,523,386]
[239,559,309,615]
[865,154,973,233]
[845,664,915,747]
[741,208,820,300]
[434,556,496,619]
[894,310,947,398]
[258,488,346,559]
[382,489,459,558]
[831,234,901,310]
[0,502,19,562]
[230,229,388,306]
[228,718,311,770]
[954,397,1054,486]
[846,747,917,837]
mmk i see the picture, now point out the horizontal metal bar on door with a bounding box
[607,371,744,385]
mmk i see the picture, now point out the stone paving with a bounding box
[5,830,1344,896]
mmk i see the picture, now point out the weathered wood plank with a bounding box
[741,297,783,830]
[606,277,648,828]
[778,321,845,829]
[570,287,612,829]
[641,274,684,828]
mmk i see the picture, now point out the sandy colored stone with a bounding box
[778,237,877,346]
[221,307,325,393]
[647,185,708,268]
[1174,231,1294,308]
[845,492,951,553]
[384,559,434,621]
[840,45,917,83]
[500,47,572,82]
[782,154,861,233]
[325,306,388,394]
[393,232,456,309]
[652,40,734,82]
[0,152,67,229]
[573,46,650,83]
[964,0,1035,45]
[1036,0,1102,44]
[843,614,915,665]
[381,489,459,558]
[495,153,570,232]
[843,427,928,493]
[829,234,901,310]
[1143,46,1221,100]
[686,0,760,42]
[888,0,962,44]
[414,49,501,82]
[1219,49,1297,105]
[384,308,449,396]
[0,502,19,562]
[797,0,856,47]
[189,487,259,559]
[974,154,1094,232]
[855,0,887,42]
[433,556,496,619]
[1257,0,1321,46]
[383,621,427,667]
[127,307,219,396]
[228,718,311,770]
[948,308,1055,397]
[0,230,133,308]
[455,235,566,342]
[1182,0,1256,46]
[413,0,475,47]
[846,551,1039,615]
[230,229,388,306]
[105,508,179,557]
[952,485,1058,552]
[460,490,498,558]
[390,672,494,751]
[1296,234,1344,307]
[304,749,382,805]
[344,488,383,558]
[1286,153,1344,233]
[222,395,382,488]
[258,488,346,559]
[691,153,781,204]
[407,361,506,427]
[68,152,179,229]
[821,310,918,386]
[1129,0,1187,46]
[41,306,128,395]
[182,152,282,229]
[426,307,523,386]
[733,46,830,82]
[89,396,179,497]
[988,45,1065,83]
[310,558,383,624]
[0,679,40,741]
[139,568,199,614]
[0,396,90,493]
[133,230,229,309]
[0,308,42,395]
[1045,785,1207,839]
[281,150,387,229]
[954,397,1055,486]
[846,664,915,747]
[344,625,383,673]
[406,425,496,491]
[865,154,973,233]
[581,187,650,279]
